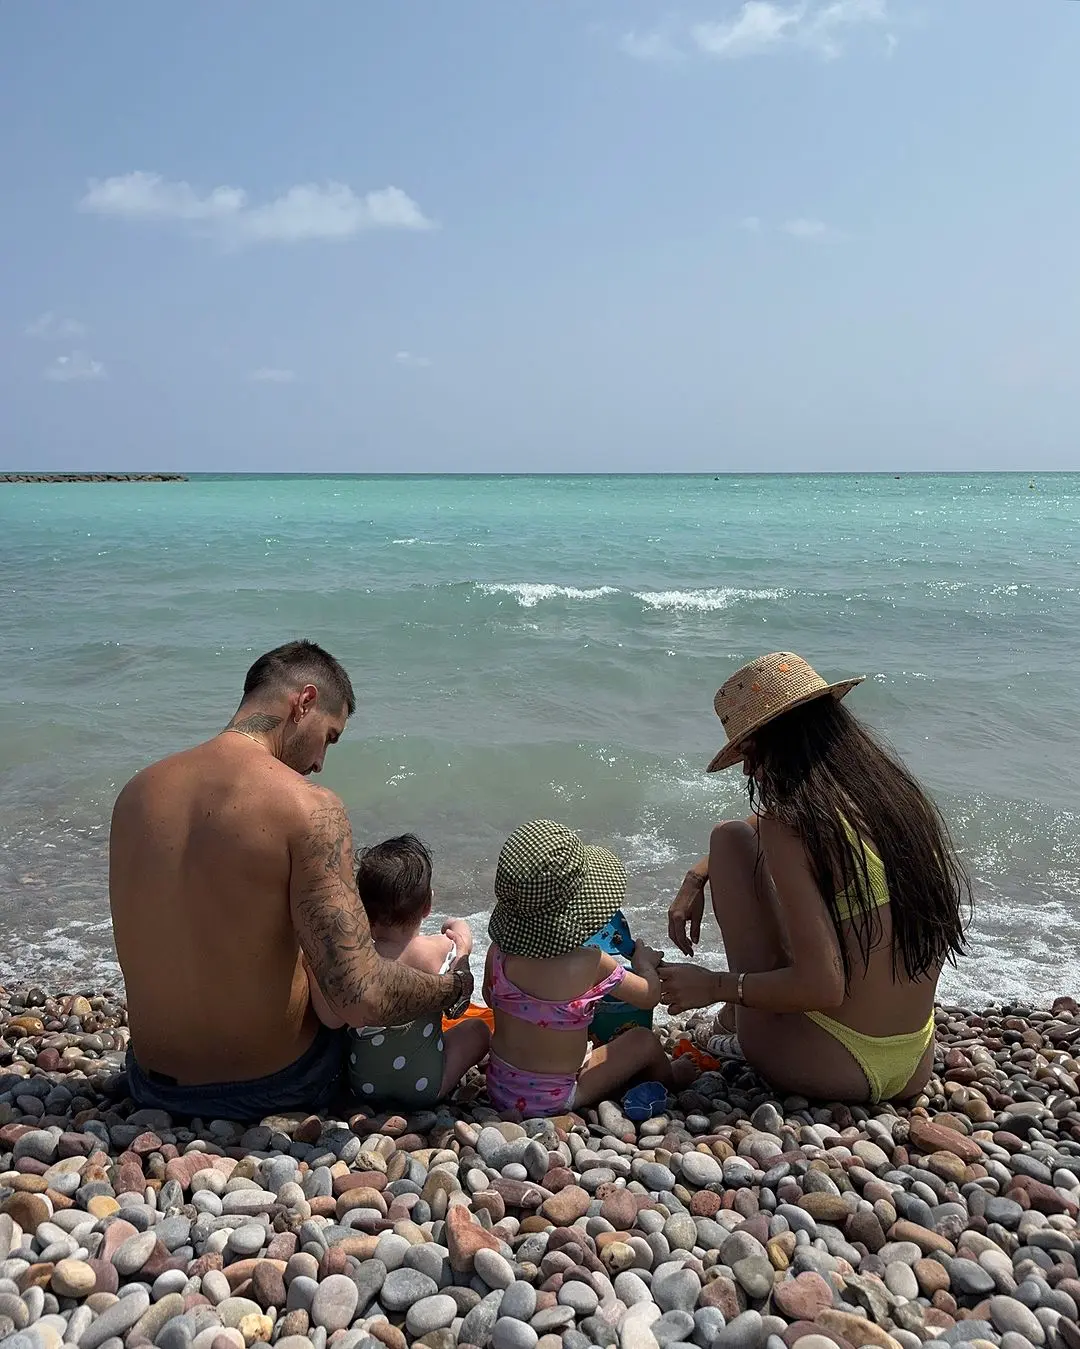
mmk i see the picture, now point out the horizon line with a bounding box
[1,468,1064,479]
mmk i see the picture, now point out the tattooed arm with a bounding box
[289,787,461,1026]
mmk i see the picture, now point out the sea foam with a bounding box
[475,583,619,608]
[634,586,786,613]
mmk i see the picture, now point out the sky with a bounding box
[1,0,1079,473]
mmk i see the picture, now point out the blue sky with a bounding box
[2,1,1078,472]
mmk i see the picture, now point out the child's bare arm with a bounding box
[400,932,457,974]
[603,944,663,1011]
[441,918,474,956]
[483,945,494,1006]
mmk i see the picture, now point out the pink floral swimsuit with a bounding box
[486,944,625,1115]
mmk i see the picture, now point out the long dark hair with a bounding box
[746,696,970,986]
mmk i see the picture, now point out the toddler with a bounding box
[308,833,489,1108]
[483,819,675,1116]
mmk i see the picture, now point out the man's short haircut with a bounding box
[243,639,355,716]
[356,834,433,929]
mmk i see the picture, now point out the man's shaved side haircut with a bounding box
[243,640,356,715]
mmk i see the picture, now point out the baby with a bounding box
[483,819,676,1116]
[308,833,489,1108]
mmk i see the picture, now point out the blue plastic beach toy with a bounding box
[583,908,635,957]
[623,1080,669,1121]
[584,908,654,1045]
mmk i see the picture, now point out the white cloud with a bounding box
[395,351,432,369]
[783,217,831,238]
[618,29,683,62]
[692,2,802,58]
[44,351,106,382]
[26,312,87,340]
[737,216,841,238]
[249,368,296,383]
[801,0,888,59]
[623,0,887,63]
[80,173,245,223]
[241,184,432,243]
[78,172,436,245]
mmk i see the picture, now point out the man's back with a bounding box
[111,638,462,1113]
[111,734,317,1082]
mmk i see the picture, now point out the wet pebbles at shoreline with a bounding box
[1,988,1078,1349]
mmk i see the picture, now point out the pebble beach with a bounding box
[2,990,1078,1349]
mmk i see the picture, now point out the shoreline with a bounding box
[0,473,186,484]
[2,988,1078,1349]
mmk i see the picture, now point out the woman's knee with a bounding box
[711,814,755,847]
[710,818,757,859]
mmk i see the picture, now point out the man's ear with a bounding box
[295,684,319,720]
[423,896,432,920]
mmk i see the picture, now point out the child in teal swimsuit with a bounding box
[307,834,489,1108]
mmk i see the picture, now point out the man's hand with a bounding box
[658,961,721,1015]
[668,875,706,956]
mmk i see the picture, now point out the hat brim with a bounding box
[488,843,627,960]
[706,676,864,773]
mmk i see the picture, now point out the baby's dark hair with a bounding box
[356,834,433,929]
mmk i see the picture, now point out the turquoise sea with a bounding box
[1,473,1077,1004]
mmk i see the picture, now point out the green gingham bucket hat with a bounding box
[488,820,627,960]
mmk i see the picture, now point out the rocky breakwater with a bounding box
[0,474,185,484]
[1,987,1080,1349]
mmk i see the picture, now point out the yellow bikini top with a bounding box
[834,816,890,922]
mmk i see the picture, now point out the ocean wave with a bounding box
[619,827,681,869]
[922,581,1054,597]
[0,918,122,989]
[474,583,619,608]
[924,581,968,595]
[634,587,787,613]
[939,889,1080,1007]
[390,538,486,550]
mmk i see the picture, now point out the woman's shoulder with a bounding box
[759,809,874,855]
[755,813,800,848]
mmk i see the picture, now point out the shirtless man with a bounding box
[110,639,470,1118]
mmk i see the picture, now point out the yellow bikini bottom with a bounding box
[804,1010,935,1103]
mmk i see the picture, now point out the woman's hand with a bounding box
[658,962,721,1015]
[668,876,706,956]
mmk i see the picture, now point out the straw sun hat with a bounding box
[488,820,626,960]
[707,651,865,773]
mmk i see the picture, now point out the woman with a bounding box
[659,652,970,1103]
